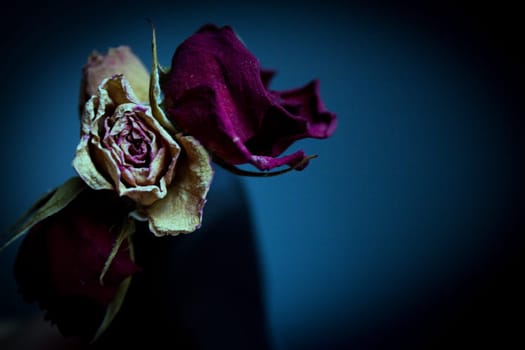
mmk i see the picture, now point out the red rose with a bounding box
[14,189,140,338]
[163,24,337,171]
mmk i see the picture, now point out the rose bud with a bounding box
[14,189,139,339]
[79,46,150,107]
[162,24,337,171]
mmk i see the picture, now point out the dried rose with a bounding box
[162,24,337,171]
[14,189,139,339]
[73,75,180,207]
[80,46,150,106]
[73,37,214,236]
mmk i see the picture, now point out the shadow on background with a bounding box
[98,167,271,349]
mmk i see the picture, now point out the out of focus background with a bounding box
[1,1,523,349]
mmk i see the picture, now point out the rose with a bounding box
[14,189,139,339]
[80,46,150,106]
[73,75,181,207]
[73,45,213,236]
[162,24,337,171]
[76,45,178,206]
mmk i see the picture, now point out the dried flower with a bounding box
[73,75,180,207]
[162,24,337,171]
[73,39,214,236]
[1,23,336,343]
[14,189,139,339]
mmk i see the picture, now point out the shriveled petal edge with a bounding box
[73,136,115,191]
[145,135,214,236]
[100,74,142,106]
[80,46,150,108]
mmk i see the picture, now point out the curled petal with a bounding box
[163,24,337,171]
[73,75,181,207]
[247,80,338,156]
[80,46,150,107]
[145,135,213,236]
[73,135,114,191]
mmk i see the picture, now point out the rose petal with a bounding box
[247,80,338,156]
[145,135,213,236]
[80,46,150,107]
[103,76,142,105]
[73,136,114,191]
[163,24,337,171]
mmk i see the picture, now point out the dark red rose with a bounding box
[163,24,337,171]
[14,189,140,338]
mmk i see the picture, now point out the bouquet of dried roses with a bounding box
[1,24,336,342]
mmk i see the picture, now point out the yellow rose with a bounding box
[73,75,180,206]
[73,41,213,236]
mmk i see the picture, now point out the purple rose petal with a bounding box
[14,190,140,337]
[163,24,337,171]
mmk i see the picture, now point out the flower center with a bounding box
[118,115,151,166]
[103,109,164,187]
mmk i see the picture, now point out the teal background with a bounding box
[1,1,523,348]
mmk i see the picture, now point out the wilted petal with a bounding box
[146,135,213,236]
[80,46,150,106]
[163,24,337,171]
[14,189,140,338]
[73,135,114,191]
[74,75,181,207]
[248,80,337,157]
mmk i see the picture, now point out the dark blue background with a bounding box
[1,1,523,349]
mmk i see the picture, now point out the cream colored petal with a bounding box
[138,110,180,185]
[91,136,122,188]
[102,76,141,105]
[147,147,166,184]
[80,92,99,135]
[145,135,213,236]
[81,46,149,106]
[120,181,167,207]
[72,136,114,191]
